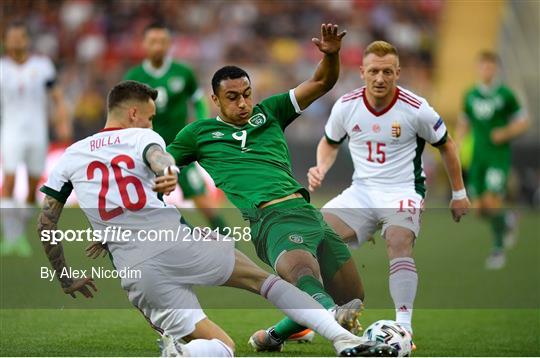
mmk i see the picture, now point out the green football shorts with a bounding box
[468,159,509,198]
[247,198,351,281]
[178,162,207,199]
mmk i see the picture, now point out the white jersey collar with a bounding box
[142,56,172,78]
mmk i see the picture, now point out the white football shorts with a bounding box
[322,184,424,246]
[118,231,235,339]
[1,130,47,177]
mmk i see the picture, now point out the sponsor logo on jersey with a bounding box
[352,124,362,132]
[372,124,381,133]
[212,131,224,138]
[289,234,303,244]
[391,121,401,138]
[433,118,443,131]
[248,113,266,127]
[169,77,185,93]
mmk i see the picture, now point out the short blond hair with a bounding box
[364,41,399,59]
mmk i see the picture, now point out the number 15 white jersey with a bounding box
[324,86,447,197]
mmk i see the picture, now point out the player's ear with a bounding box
[211,94,220,108]
[128,107,137,124]
[359,66,365,80]
[395,66,401,80]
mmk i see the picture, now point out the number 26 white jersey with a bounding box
[41,127,180,230]
[325,86,447,197]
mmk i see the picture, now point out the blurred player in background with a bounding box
[307,41,470,338]
[39,80,394,357]
[456,51,529,270]
[167,24,370,352]
[0,21,71,257]
[124,22,227,230]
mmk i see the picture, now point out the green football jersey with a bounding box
[462,83,522,163]
[124,58,202,144]
[167,91,309,214]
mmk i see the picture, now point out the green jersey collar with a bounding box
[143,56,172,78]
[477,80,501,96]
[216,116,243,129]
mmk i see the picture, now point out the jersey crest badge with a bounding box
[391,122,401,138]
[212,131,224,138]
[289,234,304,244]
[248,113,266,127]
[169,77,185,93]
[352,124,362,133]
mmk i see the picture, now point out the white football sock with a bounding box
[1,198,24,242]
[389,257,417,333]
[183,338,233,357]
[261,275,356,342]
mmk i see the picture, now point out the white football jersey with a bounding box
[325,86,447,196]
[42,128,182,267]
[0,55,56,140]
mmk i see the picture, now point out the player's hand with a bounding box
[450,197,470,222]
[153,166,179,195]
[307,166,325,192]
[63,277,97,299]
[490,128,507,145]
[85,242,108,259]
[312,23,347,55]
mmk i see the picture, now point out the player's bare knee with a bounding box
[276,250,320,285]
[385,227,414,258]
[1,175,15,197]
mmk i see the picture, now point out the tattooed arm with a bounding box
[37,195,96,298]
[145,144,179,195]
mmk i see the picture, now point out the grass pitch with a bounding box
[1,204,539,356]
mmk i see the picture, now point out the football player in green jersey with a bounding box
[168,24,367,352]
[124,22,226,230]
[456,51,529,270]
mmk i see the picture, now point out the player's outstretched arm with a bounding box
[37,195,96,298]
[294,23,346,111]
[308,136,340,192]
[436,135,471,222]
[144,144,179,195]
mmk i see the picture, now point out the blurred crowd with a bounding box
[1,0,442,142]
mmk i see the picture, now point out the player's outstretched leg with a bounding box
[385,226,417,335]
[159,318,235,357]
[481,193,507,270]
[225,250,396,356]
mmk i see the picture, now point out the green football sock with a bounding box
[490,212,506,251]
[272,275,336,340]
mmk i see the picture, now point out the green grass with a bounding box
[0,309,538,356]
[1,204,539,356]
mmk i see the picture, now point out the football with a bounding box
[363,320,413,357]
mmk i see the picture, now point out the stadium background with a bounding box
[1,0,539,356]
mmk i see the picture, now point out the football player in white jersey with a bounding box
[307,41,471,337]
[0,22,70,256]
[37,80,395,357]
